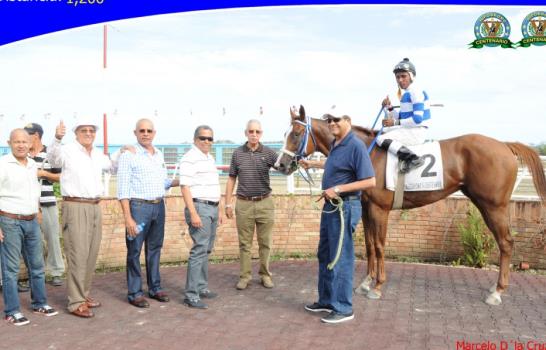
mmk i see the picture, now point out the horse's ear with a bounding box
[290,106,298,120]
[299,105,306,120]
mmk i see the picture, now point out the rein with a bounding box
[322,197,345,270]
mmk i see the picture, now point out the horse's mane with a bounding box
[351,125,378,138]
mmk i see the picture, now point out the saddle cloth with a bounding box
[385,141,444,191]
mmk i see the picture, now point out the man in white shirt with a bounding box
[47,119,112,318]
[0,129,58,326]
[179,125,223,309]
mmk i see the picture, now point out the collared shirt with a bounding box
[47,139,113,198]
[228,142,278,197]
[179,145,220,202]
[322,131,375,197]
[30,145,61,207]
[117,143,172,200]
[0,153,41,215]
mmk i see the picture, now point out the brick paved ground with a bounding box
[2,261,545,350]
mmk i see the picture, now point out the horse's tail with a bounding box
[505,142,546,203]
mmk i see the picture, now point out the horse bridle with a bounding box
[277,115,319,188]
[280,116,317,173]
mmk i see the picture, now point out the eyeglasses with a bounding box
[247,130,262,135]
[326,117,343,124]
[78,128,96,134]
[138,129,154,134]
[197,136,214,142]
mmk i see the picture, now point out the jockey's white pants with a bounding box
[376,126,427,155]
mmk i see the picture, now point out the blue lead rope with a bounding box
[367,127,383,154]
[370,106,385,130]
[367,106,385,154]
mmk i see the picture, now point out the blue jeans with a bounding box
[0,216,48,316]
[184,202,218,300]
[126,200,166,301]
[317,198,361,315]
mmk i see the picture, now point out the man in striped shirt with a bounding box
[224,120,278,290]
[377,58,431,173]
[179,125,223,309]
[24,123,64,287]
[117,119,178,308]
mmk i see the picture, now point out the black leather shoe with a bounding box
[183,298,208,309]
[129,297,150,308]
[17,281,29,293]
[199,290,218,299]
[149,291,170,302]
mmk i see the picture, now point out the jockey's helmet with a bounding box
[393,58,416,77]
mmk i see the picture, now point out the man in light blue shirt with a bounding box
[117,119,179,308]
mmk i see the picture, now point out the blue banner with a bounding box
[1,0,545,46]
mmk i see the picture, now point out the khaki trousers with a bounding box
[62,201,102,312]
[235,197,274,280]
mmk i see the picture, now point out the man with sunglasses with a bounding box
[179,125,223,309]
[47,118,114,318]
[224,120,278,290]
[117,119,179,308]
[377,57,431,173]
[300,112,375,324]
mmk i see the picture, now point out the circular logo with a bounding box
[474,12,511,47]
[521,11,546,47]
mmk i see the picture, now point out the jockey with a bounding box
[377,58,431,173]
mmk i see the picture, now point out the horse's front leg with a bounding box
[366,205,390,300]
[354,207,376,295]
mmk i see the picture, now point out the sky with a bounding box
[0,5,545,146]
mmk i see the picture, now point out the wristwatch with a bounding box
[334,186,341,195]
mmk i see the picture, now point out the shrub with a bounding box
[458,205,494,268]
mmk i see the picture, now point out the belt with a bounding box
[236,193,271,202]
[193,198,219,206]
[0,210,37,221]
[62,196,101,204]
[340,195,360,201]
[130,198,163,204]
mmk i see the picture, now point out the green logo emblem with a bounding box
[517,11,546,47]
[469,12,516,49]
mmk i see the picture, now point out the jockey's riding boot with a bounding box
[397,146,425,173]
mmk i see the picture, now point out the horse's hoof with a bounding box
[354,285,369,296]
[367,289,382,300]
[489,284,498,293]
[485,291,502,305]
[355,276,372,295]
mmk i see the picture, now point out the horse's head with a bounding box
[275,105,314,175]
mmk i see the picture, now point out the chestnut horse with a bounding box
[275,105,546,305]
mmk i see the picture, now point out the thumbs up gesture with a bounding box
[55,120,66,140]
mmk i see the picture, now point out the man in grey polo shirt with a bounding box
[225,119,278,290]
[179,125,223,309]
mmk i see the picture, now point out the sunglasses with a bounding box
[326,117,343,124]
[78,128,96,134]
[197,136,214,142]
[247,130,262,135]
[138,129,154,134]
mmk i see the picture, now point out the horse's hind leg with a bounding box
[357,204,389,300]
[355,203,376,295]
[473,202,514,305]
